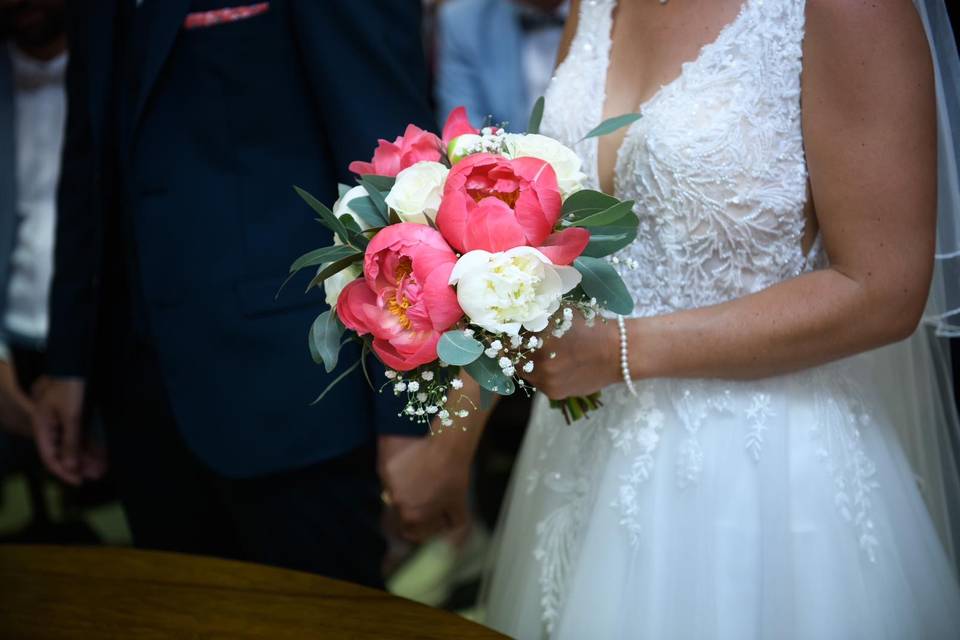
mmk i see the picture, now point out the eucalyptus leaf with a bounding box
[562,189,620,220]
[361,176,390,219]
[581,113,642,140]
[464,355,516,396]
[310,360,361,405]
[308,310,345,373]
[527,96,545,135]
[360,175,396,192]
[346,195,389,228]
[582,224,638,258]
[437,331,484,366]
[308,253,363,292]
[337,183,352,199]
[294,185,349,243]
[574,256,634,315]
[570,200,635,228]
[478,386,495,411]
[289,244,359,274]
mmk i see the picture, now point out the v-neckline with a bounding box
[595,0,752,196]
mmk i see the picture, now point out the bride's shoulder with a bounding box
[802,0,931,87]
[803,0,926,44]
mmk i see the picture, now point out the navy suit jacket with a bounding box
[50,0,433,477]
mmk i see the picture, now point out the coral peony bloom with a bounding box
[348,124,442,178]
[436,153,590,265]
[336,224,462,371]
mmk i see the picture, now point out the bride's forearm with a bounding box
[629,266,926,382]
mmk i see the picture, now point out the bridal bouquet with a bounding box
[287,103,640,426]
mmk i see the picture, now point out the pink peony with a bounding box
[436,153,589,265]
[348,124,442,178]
[336,224,463,371]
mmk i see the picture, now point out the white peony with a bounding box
[324,185,370,307]
[504,133,587,198]
[448,246,581,336]
[384,161,449,224]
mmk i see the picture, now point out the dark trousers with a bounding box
[100,338,386,588]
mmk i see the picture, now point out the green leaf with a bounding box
[289,244,359,274]
[574,256,634,315]
[361,177,390,221]
[308,311,345,373]
[569,200,635,228]
[307,253,362,292]
[360,341,375,390]
[527,96,545,134]
[346,196,389,228]
[581,113,642,140]
[562,189,620,220]
[338,214,369,250]
[582,223,638,258]
[294,185,350,243]
[464,355,516,396]
[310,360,361,405]
[437,331,484,366]
[360,175,396,192]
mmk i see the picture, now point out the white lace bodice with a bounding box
[541,0,812,317]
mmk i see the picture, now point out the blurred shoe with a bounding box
[387,523,490,607]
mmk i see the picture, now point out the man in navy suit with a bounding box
[32,0,442,586]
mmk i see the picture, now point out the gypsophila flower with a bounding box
[456,410,470,418]
[490,339,503,352]
[426,405,439,414]
[527,336,540,349]
[485,347,500,359]
[385,370,397,379]
[407,381,420,392]
[405,406,416,415]
[421,371,434,381]
[463,328,475,338]
[416,392,428,402]
[450,378,464,390]
[503,365,516,377]
[510,334,523,349]
[563,308,573,321]
[438,409,450,420]
[441,418,453,427]
[415,408,425,416]
[394,382,407,392]
[523,361,535,373]
[498,356,512,369]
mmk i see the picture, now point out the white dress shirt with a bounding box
[5,44,67,349]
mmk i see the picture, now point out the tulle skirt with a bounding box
[481,356,960,639]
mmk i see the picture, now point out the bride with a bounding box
[475,0,960,637]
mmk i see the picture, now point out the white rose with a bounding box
[384,161,449,224]
[504,133,587,198]
[324,185,370,307]
[448,246,581,336]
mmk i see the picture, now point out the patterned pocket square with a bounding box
[183,2,269,30]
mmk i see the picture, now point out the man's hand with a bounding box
[0,360,35,438]
[378,433,473,542]
[32,377,105,485]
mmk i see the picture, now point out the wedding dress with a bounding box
[481,0,960,637]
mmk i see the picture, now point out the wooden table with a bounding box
[0,545,508,639]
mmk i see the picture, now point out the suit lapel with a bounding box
[133,0,192,129]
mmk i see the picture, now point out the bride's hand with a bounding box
[521,315,623,400]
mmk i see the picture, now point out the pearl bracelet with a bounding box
[617,315,638,397]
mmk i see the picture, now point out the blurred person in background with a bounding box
[31,1,437,586]
[435,0,566,131]
[0,0,107,543]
